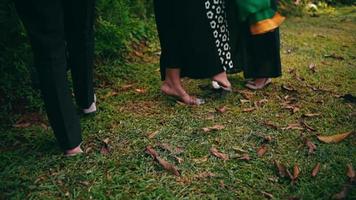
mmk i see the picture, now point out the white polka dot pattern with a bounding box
[205,0,234,71]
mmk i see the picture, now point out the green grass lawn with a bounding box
[1,7,355,200]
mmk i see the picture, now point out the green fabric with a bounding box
[235,0,276,24]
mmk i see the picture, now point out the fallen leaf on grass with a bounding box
[147,131,159,139]
[120,84,135,91]
[257,145,268,157]
[210,147,229,161]
[347,164,355,180]
[79,181,90,186]
[317,132,353,143]
[146,146,180,176]
[261,191,274,199]
[202,125,225,133]
[305,138,317,154]
[100,145,110,155]
[158,143,184,155]
[239,154,251,161]
[254,99,269,107]
[216,106,227,113]
[308,63,317,73]
[283,104,300,114]
[303,113,321,118]
[312,163,321,177]
[243,107,256,112]
[263,121,279,130]
[100,138,111,155]
[174,156,184,164]
[193,156,209,164]
[274,160,288,178]
[264,136,273,143]
[300,120,317,132]
[282,85,297,92]
[240,99,251,104]
[293,164,301,181]
[135,88,146,94]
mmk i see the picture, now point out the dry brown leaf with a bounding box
[243,107,256,112]
[312,163,321,177]
[263,136,273,143]
[283,105,300,114]
[303,113,321,118]
[282,85,297,92]
[103,138,110,145]
[261,191,274,199]
[317,132,353,143]
[347,164,355,179]
[305,138,317,154]
[193,156,209,164]
[216,106,227,113]
[308,63,317,73]
[300,120,317,132]
[274,160,288,178]
[174,156,184,164]
[293,164,301,181]
[202,125,225,133]
[145,146,180,176]
[156,157,180,176]
[210,147,229,161]
[79,181,90,186]
[147,131,159,139]
[100,145,110,155]
[239,154,251,161]
[240,99,251,104]
[255,99,269,107]
[135,88,146,94]
[257,145,268,157]
[263,121,279,130]
[120,84,135,91]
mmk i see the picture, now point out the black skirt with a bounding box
[154,0,238,80]
[227,0,282,79]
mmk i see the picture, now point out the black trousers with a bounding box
[14,0,96,150]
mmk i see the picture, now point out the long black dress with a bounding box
[227,0,282,79]
[154,0,237,80]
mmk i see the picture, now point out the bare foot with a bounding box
[212,72,231,90]
[65,145,83,157]
[161,82,204,105]
[245,78,272,90]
